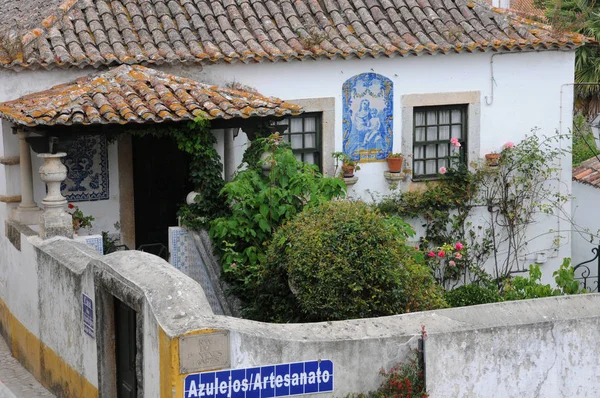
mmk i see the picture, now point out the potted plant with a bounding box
[332,152,360,178]
[386,153,404,173]
[485,152,500,166]
[66,203,94,235]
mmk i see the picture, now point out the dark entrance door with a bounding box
[114,298,137,398]
[132,134,192,253]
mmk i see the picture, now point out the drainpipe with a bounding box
[485,50,549,106]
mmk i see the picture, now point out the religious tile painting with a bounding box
[342,73,393,162]
[61,135,109,202]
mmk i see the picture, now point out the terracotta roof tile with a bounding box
[0,64,303,126]
[0,0,590,70]
[573,156,600,189]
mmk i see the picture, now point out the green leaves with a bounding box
[208,136,346,318]
[261,200,446,322]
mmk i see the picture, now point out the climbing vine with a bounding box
[378,132,570,287]
[126,116,227,229]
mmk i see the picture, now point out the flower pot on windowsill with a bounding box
[342,164,355,178]
[387,157,403,173]
[485,153,500,166]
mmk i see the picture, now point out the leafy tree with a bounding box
[209,134,346,312]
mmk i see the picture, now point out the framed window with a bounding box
[413,105,467,180]
[277,113,322,169]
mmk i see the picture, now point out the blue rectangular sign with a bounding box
[82,293,94,339]
[184,360,333,398]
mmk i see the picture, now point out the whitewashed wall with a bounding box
[571,181,600,286]
[165,50,576,283]
[0,50,577,283]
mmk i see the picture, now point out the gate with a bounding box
[573,245,600,293]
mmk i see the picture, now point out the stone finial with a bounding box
[38,152,73,239]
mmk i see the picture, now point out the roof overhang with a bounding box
[0,64,303,128]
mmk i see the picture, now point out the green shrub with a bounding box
[263,201,446,322]
[444,284,503,308]
[503,259,583,301]
[209,134,346,311]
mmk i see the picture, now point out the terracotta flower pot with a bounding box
[387,157,403,173]
[485,153,500,166]
[342,164,355,177]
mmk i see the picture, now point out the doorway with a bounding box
[114,298,137,398]
[132,134,192,255]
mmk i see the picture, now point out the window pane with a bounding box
[294,153,302,162]
[426,144,436,158]
[451,125,462,139]
[426,160,437,174]
[280,114,321,169]
[291,134,303,149]
[290,118,303,133]
[439,125,450,140]
[439,110,450,124]
[427,111,437,125]
[451,109,462,123]
[304,117,316,132]
[427,127,437,141]
[414,146,425,159]
[438,144,448,158]
[414,160,424,175]
[305,133,316,148]
[413,105,467,179]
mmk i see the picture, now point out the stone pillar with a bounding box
[11,129,42,225]
[223,128,236,182]
[38,152,73,239]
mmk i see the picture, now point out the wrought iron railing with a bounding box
[573,245,600,293]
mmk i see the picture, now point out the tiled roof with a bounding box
[573,156,600,189]
[0,64,303,126]
[0,0,589,70]
[482,0,544,19]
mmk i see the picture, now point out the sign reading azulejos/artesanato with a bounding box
[184,360,334,398]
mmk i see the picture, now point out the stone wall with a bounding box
[2,221,600,397]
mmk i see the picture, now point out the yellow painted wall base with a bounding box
[0,298,98,398]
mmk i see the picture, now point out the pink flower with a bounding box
[427,251,436,258]
[455,242,464,251]
[449,260,456,267]
[439,167,447,174]
[455,253,463,260]
[504,141,515,149]
[450,137,461,148]
[437,250,445,257]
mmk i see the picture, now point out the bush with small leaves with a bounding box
[444,284,503,308]
[263,200,446,322]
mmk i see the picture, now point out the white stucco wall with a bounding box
[571,181,600,283]
[164,50,575,282]
[0,49,577,284]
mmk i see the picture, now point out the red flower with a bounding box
[68,204,74,209]
[455,242,464,251]
[437,250,445,257]
[427,251,435,258]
